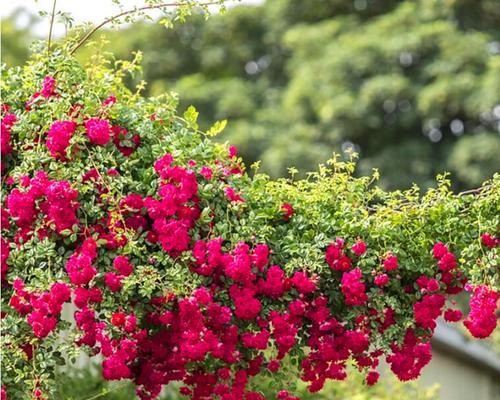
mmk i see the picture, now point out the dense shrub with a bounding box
[1,44,498,400]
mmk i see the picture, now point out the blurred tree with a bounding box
[2,0,499,189]
[280,1,500,188]
[1,8,34,67]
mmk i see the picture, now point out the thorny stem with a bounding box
[69,1,220,55]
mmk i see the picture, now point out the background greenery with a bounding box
[54,362,438,400]
[2,0,500,190]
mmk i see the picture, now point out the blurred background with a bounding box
[1,0,499,398]
[3,0,500,191]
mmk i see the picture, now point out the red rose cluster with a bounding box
[46,120,77,160]
[10,279,70,338]
[1,106,16,170]
[463,284,499,338]
[2,76,499,400]
[6,171,79,244]
[145,153,200,256]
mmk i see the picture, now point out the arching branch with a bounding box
[69,1,221,55]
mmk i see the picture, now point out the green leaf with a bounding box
[183,105,199,130]
[206,119,227,137]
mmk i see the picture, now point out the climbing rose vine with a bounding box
[1,48,499,400]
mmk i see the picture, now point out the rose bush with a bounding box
[1,44,499,400]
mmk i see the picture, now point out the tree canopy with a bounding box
[61,0,500,190]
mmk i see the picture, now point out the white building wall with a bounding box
[419,348,500,400]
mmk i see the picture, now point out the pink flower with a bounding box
[193,287,212,305]
[6,173,80,240]
[66,253,96,286]
[481,233,498,248]
[366,370,379,386]
[27,311,57,338]
[281,203,294,220]
[19,281,70,338]
[104,272,122,292]
[102,95,117,107]
[218,368,231,380]
[444,309,463,322]
[432,242,448,259]
[277,391,295,400]
[111,312,126,327]
[345,330,369,353]
[267,359,280,372]
[383,254,398,271]
[228,145,238,158]
[46,120,76,160]
[41,76,56,98]
[426,279,440,292]
[44,180,80,233]
[242,329,270,350]
[325,242,353,272]
[413,294,445,331]
[374,274,389,286]
[224,242,256,284]
[124,314,137,333]
[341,268,368,306]
[224,187,244,203]
[1,385,8,400]
[85,118,111,145]
[230,285,261,320]
[1,113,16,156]
[386,330,432,381]
[437,252,456,271]
[259,265,286,299]
[120,194,143,211]
[288,299,305,316]
[153,153,173,175]
[463,285,498,338]
[107,168,119,176]
[351,240,367,256]
[200,166,213,180]
[325,242,342,264]
[329,255,350,272]
[290,271,316,294]
[113,255,133,277]
[73,287,102,309]
[102,352,133,380]
[252,243,269,271]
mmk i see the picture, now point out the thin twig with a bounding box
[458,186,489,197]
[48,0,58,52]
[69,1,220,55]
[81,383,129,400]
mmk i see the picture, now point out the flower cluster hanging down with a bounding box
[1,53,499,400]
